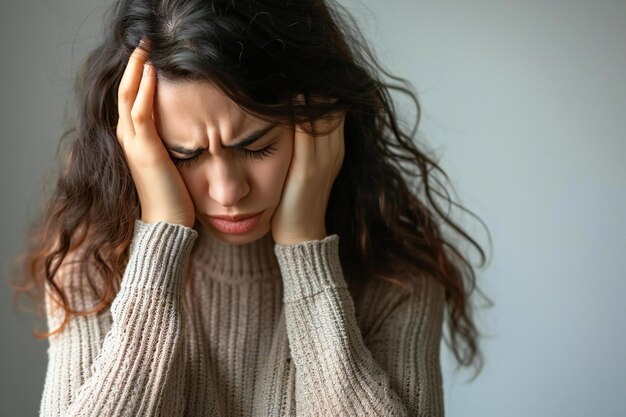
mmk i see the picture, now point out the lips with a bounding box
[207,211,262,222]
[205,211,264,235]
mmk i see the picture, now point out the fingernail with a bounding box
[143,62,151,75]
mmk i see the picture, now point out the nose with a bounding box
[207,157,250,207]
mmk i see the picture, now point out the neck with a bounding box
[190,226,281,283]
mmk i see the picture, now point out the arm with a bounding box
[274,234,445,417]
[39,220,197,417]
[360,268,446,416]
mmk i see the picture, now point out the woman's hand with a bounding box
[270,95,346,245]
[116,38,196,228]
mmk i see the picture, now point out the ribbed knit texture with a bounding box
[39,220,446,416]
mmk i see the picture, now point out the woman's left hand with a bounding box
[270,95,346,245]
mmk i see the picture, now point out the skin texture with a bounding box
[153,80,295,245]
[118,39,346,246]
[269,94,345,245]
[116,41,196,229]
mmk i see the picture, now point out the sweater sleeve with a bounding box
[39,219,198,417]
[273,234,445,417]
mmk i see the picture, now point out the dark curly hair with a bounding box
[6,0,493,380]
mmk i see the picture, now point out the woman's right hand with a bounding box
[116,38,196,228]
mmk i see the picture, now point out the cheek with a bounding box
[253,138,293,201]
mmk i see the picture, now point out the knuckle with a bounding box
[118,89,132,102]
[115,127,127,142]
[296,165,317,181]
[130,51,146,61]
[130,109,149,124]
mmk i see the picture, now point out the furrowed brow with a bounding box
[165,123,278,156]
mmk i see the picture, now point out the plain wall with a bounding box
[1,1,624,416]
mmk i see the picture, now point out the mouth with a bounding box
[205,211,264,234]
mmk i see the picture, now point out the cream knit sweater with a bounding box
[39,219,445,416]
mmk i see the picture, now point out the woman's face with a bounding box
[153,80,294,245]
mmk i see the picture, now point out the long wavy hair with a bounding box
[6,0,492,379]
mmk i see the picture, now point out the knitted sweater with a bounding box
[39,219,445,416]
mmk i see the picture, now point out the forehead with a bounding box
[154,81,244,120]
[154,80,252,128]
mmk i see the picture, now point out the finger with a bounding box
[117,39,151,134]
[335,118,346,168]
[294,118,316,165]
[131,61,158,140]
[319,113,344,169]
[318,115,338,162]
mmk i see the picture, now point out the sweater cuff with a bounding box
[122,219,198,296]
[273,234,346,303]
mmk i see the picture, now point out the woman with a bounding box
[8,0,490,415]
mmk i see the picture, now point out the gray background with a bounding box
[2,0,625,416]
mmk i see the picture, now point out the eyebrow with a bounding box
[165,122,278,156]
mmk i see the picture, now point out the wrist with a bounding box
[273,226,327,245]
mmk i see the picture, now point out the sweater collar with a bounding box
[190,226,282,283]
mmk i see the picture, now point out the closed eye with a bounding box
[242,145,277,161]
[170,145,277,168]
